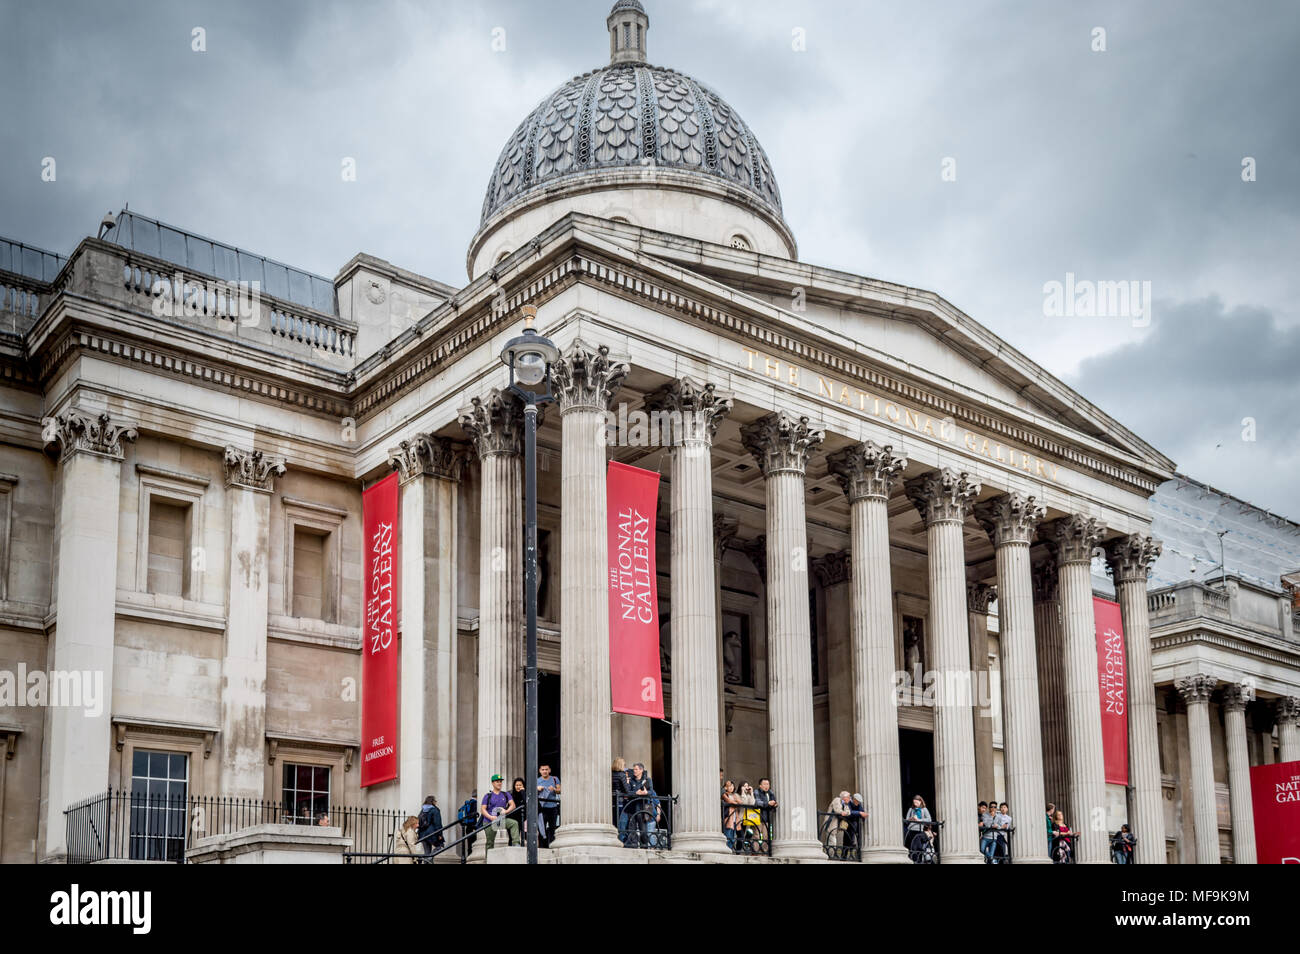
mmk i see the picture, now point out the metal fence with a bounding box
[721,799,774,856]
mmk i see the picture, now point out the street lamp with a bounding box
[499,304,558,866]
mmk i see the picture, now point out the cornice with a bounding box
[1150,625,1300,671]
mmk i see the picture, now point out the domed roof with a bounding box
[479,4,784,229]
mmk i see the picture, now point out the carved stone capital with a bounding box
[389,433,462,481]
[1105,534,1163,585]
[1041,514,1105,566]
[713,514,738,563]
[740,535,766,585]
[739,411,824,477]
[974,492,1045,547]
[642,376,733,446]
[52,410,138,461]
[903,468,981,528]
[1276,695,1300,727]
[458,388,525,458]
[811,550,851,588]
[967,581,997,614]
[1175,674,1217,706]
[223,446,286,492]
[1222,681,1255,713]
[1031,554,1059,603]
[551,338,629,413]
[826,440,907,503]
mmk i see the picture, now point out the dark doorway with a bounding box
[898,728,936,820]
[651,718,672,796]
[539,672,561,777]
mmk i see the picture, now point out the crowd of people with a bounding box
[721,775,778,853]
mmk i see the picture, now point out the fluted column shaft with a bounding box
[1223,686,1256,864]
[551,339,628,849]
[967,585,997,803]
[1033,558,1069,811]
[741,412,824,859]
[1178,675,1220,864]
[828,441,908,863]
[1106,534,1165,863]
[648,378,731,854]
[1278,698,1300,762]
[906,469,982,863]
[976,493,1049,863]
[713,516,737,776]
[1045,516,1108,864]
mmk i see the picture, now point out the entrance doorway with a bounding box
[539,672,561,776]
[899,728,936,821]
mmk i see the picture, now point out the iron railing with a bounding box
[818,810,865,861]
[615,792,675,849]
[979,824,1015,863]
[903,817,944,863]
[721,799,775,856]
[1050,830,1077,864]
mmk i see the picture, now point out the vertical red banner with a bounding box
[1094,596,1129,785]
[361,471,400,788]
[1250,760,1300,863]
[607,461,663,719]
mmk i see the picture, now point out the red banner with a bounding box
[361,471,400,788]
[1094,596,1129,786]
[1251,761,1300,863]
[607,461,663,719]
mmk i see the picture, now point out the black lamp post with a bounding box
[499,304,558,866]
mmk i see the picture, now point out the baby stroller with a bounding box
[908,825,939,864]
[1052,832,1074,864]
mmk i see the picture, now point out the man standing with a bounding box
[624,763,658,848]
[755,777,779,840]
[993,802,1013,864]
[846,793,868,853]
[417,795,444,859]
[978,801,996,862]
[480,774,519,850]
[536,764,561,847]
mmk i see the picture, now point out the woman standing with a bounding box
[393,815,420,864]
[904,795,932,858]
[612,757,631,842]
[721,780,741,850]
[511,778,529,843]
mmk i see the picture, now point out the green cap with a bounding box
[490,773,503,782]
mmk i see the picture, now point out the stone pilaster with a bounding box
[459,391,525,805]
[966,581,997,806]
[1176,675,1220,864]
[904,468,982,864]
[827,440,909,863]
[645,377,732,855]
[219,446,286,799]
[975,493,1049,863]
[44,410,137,860]
[1277,696,1300,762]
[389,434,461,816]
[1032,554,1069,810]
[549,339,628,850]
[713,514,737,775]
[1104,533,1166,864]
[1041,514,1108,864]
[1222,683,1256,864]
[740,411,825,859]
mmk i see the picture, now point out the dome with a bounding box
[471,2,793,275]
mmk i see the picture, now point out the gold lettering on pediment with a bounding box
[739,346,1063,483]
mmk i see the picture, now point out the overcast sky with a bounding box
[2,0,1296,515]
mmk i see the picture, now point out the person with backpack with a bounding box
[416,795,444,859]
[479,774,520,850]
[1111,824,1136,864]
[458,792,480,857]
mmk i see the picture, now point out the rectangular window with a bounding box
[292,527,328,620]
[147,499,190,598]
[129,750,188,862]
[282,763,331,824]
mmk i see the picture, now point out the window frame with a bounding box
[282,496,346,624]
[135,464,209,603]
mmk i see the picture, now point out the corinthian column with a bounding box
[828,440,909,863]
[975,493,1049,863]
[389,434,462,816]
[644,377,732,854]
[740,411,825,859]
[1222,683,1256,864]
[713,514,738,775]
[1176,675,1220,864]
[1032,555,1069,810]
[1278,697,1300,762]
[44,410,136,860]
[220,446,286,798]
[966,582,997,803]
[549,339,628,850]
[904,468,983,864]
[459,391,525,804]
[1105,533,1166,863]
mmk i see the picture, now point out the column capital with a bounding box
[642,376,733,445]
[974,492,1046,547]
[1104,534,1163,584]
[826,440,907,502]
[1176,674,1218,706]
[389,433,463,482]
[1031,554,1059,603]
[712,513,738,562]
[52,409,138,462]
[222,446,286,492]
[903,468,980,528]
[551,338,629,413]
[739,411,824,477]
[1222,681,1256,713]
[740,535,766,585]
[1041,514,1105,566]
[810,549,851,588]
[1276,695,1300,727]
[967,581,997,614]
[458,388,525,458]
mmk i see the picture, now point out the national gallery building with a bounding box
[1,1,1297,865]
